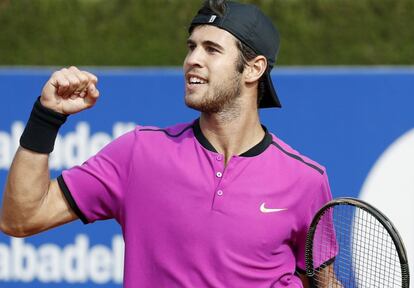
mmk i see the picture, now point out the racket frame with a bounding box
[305,197,410,287]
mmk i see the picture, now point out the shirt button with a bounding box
[216,172,222,178]
[216,155,222,161]
[217,190,223,196]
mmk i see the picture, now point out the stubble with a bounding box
[185,71,242,117]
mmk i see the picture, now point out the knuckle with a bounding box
[79,74,88,83]
[59,78,70,87]
[69,78,80,87]
[83,71,93,80]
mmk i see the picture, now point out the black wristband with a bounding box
[20,97,68,153]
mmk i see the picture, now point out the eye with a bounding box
[187,42,196,51]
[206,46,219,54]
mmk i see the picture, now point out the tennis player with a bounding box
[0,1,333,287]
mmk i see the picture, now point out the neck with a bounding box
[199,108,264,164]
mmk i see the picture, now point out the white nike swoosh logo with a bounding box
[260,202,287,213]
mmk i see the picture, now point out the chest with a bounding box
[124,148,306,259]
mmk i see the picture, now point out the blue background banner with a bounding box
[0,67,413,286]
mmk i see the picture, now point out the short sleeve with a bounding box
[59,129,137,224]
[294,171,333,272]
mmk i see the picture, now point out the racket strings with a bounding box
[311,205,402,287]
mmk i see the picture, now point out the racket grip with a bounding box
[401,263,410,288]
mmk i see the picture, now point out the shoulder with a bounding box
[266,132,326,179]
[265,133,332,220]
[95,121,195,155]
[135,121,195,138]
[119,120,196,152]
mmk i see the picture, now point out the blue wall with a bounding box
[0,67,413,286]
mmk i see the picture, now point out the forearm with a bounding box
[1,147,52,236]
[1,96,67,236]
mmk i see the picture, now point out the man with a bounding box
[0,1,333,287]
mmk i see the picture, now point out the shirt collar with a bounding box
[192,118,273,157]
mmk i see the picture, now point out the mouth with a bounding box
[186,74,208,86]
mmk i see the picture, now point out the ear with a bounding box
[244,55,267,84]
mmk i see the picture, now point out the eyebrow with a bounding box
[186,39,225,52]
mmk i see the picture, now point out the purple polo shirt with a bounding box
[59,119,333,288]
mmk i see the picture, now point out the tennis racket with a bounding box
[305,197,410,288]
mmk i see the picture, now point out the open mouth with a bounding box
[187,75,208,85]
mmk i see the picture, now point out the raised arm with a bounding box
[0,66,99,237]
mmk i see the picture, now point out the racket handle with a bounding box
[401,263,410,288]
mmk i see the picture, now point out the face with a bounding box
[183,25,243,113]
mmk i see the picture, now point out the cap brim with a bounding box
[259,70,282,108]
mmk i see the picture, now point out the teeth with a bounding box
[189,76,206,84]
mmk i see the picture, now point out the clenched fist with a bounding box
[40,66,99,115]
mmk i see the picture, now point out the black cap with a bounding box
[189,1,281,108]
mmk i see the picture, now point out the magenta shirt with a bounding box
[59,119,333,288]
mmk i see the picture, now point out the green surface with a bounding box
[1,0,413,66]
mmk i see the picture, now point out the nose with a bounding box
[183,47,204,70]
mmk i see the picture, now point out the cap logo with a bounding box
[208,15,217,23]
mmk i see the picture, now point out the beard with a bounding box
[185,71,242,114]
